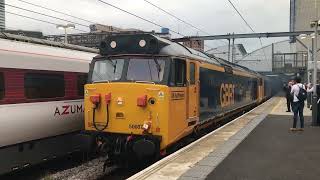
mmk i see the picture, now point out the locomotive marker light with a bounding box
[110,41,117,49]
[90,94,101,107]
[139,39,146,47]
[137,95,148,107]
[105,93,112,105]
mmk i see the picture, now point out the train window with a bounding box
[77,74,88,96]
[92,59,124,82]
[127,58,166,82]
[170,59,186,87]
[258,78,263,86]
[25,73,65,99]
[189,63,195,85]
[0,73,4,100]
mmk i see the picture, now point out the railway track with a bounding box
[42,157,114,180]
[42,157,146,180]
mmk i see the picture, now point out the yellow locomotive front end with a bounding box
[84,34,201,165]
[84,54,175,161]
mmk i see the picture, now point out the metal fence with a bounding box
[272,52,308,73]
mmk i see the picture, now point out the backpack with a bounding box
[297,85,307,101]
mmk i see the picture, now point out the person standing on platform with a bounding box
[307,83,313,109]
[283,81,293,112]
[290,77,305,131]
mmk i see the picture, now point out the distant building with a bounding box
[290,0,320,82]
[4,30,43,38]
[237,40,300,73]
[183,40,204,52]
[290,0,320,50]
[89,24,142,33]
[45,24,171,48]
[0,0,4,30]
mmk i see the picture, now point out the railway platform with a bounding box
[128,96,318,180]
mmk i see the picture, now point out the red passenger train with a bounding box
[0,33,97,174]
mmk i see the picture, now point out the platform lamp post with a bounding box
[56,24,75,43]
[310,20,319,126]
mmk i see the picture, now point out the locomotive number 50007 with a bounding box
[220,83,235,107]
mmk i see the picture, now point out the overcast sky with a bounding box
[6,0,290,52]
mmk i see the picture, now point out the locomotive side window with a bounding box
[189,62,195,85]
[77,74,88,96]
[258,78,263,85]
[25,73,65,99]
[170,59,186,87]
[0,72,4,100]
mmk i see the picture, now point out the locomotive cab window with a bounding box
[170,59,186,87]
[77,74,88,97]
[127,58,166,82]
[0,72,4,100]
[25,73,65,99]
[90,57,169,84]
[92,58,124,82]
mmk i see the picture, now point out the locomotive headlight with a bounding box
[110,41,117,48]
[117,97,124,105]
[139,39,146,47]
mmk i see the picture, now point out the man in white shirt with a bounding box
[290,76,305,131]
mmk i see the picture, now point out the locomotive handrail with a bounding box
[135,81,156,84]
[92,80,110,83]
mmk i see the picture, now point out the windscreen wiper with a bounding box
[153,58,162,79]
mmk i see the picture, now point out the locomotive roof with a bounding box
[100,34,260,76]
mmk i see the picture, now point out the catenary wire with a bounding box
[14,0,97,24]
[5,3,90,28]
[9,0,219,52]
[96,0,185,36]
[226,0,267,61]
[143,0,228,46]
[6,11,87,32]
[143,0,209,35]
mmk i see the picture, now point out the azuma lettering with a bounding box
[54,104,84,116]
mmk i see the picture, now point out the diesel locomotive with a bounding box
[84,34,271,164]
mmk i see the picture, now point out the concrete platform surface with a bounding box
[128,97,280,180]
[207,98,320,180]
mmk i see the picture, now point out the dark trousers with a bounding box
[292,101,304,128]
[286,96,292,111]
